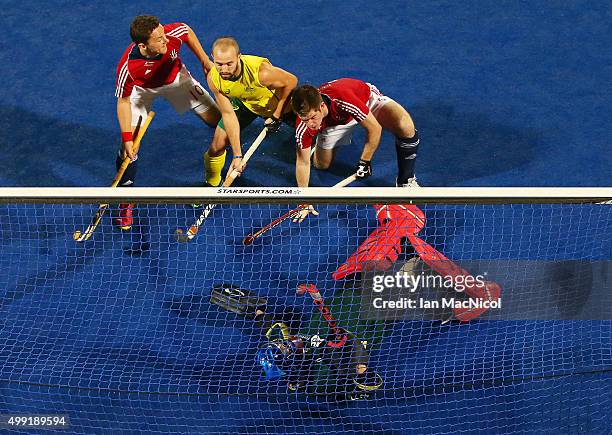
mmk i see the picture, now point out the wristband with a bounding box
[121,132,133,143]
[233,155,243,159]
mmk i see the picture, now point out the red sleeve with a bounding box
[115,57,134,98]
[164,23,189,42]
[334,89,369,122]
[295,119,316,149]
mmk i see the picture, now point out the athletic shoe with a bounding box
[115,203,133,230]
[396,177,420,188]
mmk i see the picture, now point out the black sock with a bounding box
[395,130,419,184]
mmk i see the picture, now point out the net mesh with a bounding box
[0,195,610,433]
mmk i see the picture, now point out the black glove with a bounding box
[355,159,372,179]
[210,284,267,318]
[265,116,282,133]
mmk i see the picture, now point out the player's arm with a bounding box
[295,146,311,188]
[184,25,213,75]
[355,112,382,178]
[293,138,319,222]
[206,74,243,164]
[258,62,298,131]
[359,112,382,162]
[117,97,136,160]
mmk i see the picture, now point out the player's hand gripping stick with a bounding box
[73,112,155,242]
[174,128,267,242]
[242,173,359,245]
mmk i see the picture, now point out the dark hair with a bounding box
[211,36,240,54]
[291,85,323,116]
[130,15,160,44]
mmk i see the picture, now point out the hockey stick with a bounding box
[73,112,155,242]
[333,173,358,188]
[297,283,348,348]
[242,206,304,245]
[242,173,359,245]
[174,127,268,242]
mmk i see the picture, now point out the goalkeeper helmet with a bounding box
[255,339,296,380]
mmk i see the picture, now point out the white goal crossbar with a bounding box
[0,187,610,204]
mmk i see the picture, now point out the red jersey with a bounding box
[115,23,190,98]
[295,78,371,149]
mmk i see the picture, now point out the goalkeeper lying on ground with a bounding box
[210,283,383,400]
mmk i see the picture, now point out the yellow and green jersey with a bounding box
[209,55,282,118]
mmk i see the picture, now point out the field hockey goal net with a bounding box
[0,186,610,433]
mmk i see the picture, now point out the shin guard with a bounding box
[204,150,226,187]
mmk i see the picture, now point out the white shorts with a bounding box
[316,83,393,150]
[130,65,216,126]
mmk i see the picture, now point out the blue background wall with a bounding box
[1,0,610,188]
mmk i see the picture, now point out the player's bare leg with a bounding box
[195,105,221,128]
[374,101,415,138]
[313,147,338,170]
[374,101,420,187]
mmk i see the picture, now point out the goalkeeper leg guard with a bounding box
[373,204,426,229]
[210,283,267,318]
[395,131,419,185]
[406,233,502,322]
[204,150,226,187]
[333,222,413,280]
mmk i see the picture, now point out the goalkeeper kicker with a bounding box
[210,283,383,400]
